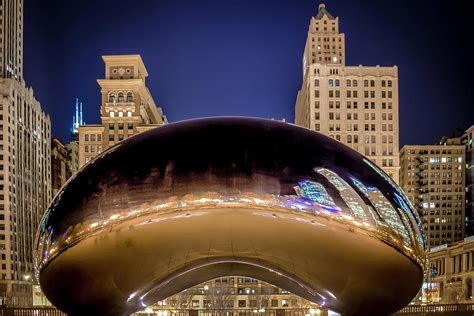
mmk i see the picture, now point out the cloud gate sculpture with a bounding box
[35,117,425,315]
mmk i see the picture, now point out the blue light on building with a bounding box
[70,98,84,141]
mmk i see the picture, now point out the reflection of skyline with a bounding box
[294,180,337,209]
[317,168,372,224]
[350,175,412,246]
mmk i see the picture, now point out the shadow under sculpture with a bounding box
[34,117,425,316]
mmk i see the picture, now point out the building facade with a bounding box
[78,55,167,167]
[51,138,71,197]
[294,4,400,183]
[142,277,330,316]
[428,237,474,304]
[66,141,79,175]
[0,80,51,306]
[400,142,466,250]
[0,0,23,81]
[462,126,474,236]
[0,0,51,307]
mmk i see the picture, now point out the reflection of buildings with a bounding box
[294,4,400,183]
[0,0,52,307]
[428,237,474,304]
[400,138,466,250]
[141,277,328,316]
[78,55,167,167]
[294,180,336,208]
[317,168,371,223]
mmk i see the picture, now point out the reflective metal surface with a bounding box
[35,117,425,316]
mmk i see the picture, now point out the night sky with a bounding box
[23,0,474,145]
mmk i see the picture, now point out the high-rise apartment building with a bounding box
[0,0,23,81]
[0,0,51,306]
[400,140,466,250]
[51,138,72,197]
[78,55,167,167]
[295,4,400,183]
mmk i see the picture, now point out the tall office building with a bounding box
[78,55,167,167]
[400,138,466,250]
[295,4,400,183]
[0,0,51,307]
[0,0,23,81]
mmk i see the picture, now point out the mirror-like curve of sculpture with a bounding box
[34,117,425,316]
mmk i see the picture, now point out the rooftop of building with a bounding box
[315,3,335,20]
[102,54,148,78]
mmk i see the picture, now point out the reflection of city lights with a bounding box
[127,292,137,302]
[110,214,120,220]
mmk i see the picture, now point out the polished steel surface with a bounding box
[35,117,425,316]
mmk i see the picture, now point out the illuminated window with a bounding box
[118,111,123,118]
[109,112,115,118]
[127,111,132,117]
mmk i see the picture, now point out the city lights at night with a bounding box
[0,1,473,315]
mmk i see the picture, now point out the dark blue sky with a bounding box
[23,0,474,144]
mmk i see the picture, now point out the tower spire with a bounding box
[79,102,83,125]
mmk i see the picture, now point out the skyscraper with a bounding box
[294,4,400,183]
[70,98,84,141]
[0,0,23,80]
[78,55,167,167]
[0,0,51,306]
